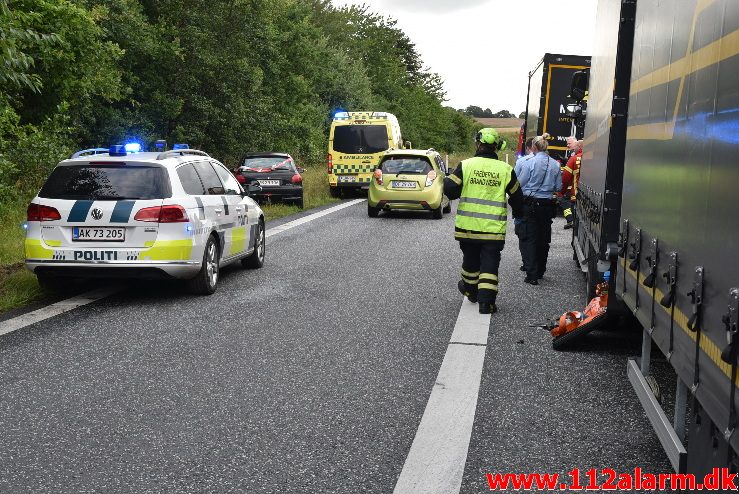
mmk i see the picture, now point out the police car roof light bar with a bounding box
[156,149,210,160]
[71,148,109,159]
[109,145,127,157]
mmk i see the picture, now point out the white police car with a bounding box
[25,144,265,294]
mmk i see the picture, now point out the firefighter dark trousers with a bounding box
[558,196,575,224]
[459,240,504,304]
[515,201,556,279]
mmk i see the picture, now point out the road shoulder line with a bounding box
[393,298,490,494]
[0,286,119,337]
[265,198,366,238]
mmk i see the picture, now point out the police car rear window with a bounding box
[333,125,389,154]
[380,157,432,174]
[39,164,171,200]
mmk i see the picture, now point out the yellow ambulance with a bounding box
[327,111,405,196]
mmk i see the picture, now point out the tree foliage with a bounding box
[462,106,517,119]
[0,0,479,204]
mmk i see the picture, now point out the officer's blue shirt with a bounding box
[516,151,562,199]
[514,153,533,179]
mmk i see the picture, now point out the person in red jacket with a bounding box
[559,137,582,229]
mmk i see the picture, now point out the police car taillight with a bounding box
[134,205,189,223]
[373,168,383,185]
[327,154,333,174]
[27,203,61,221]
[291,174,302,184]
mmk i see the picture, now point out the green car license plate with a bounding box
[391,181,416,189]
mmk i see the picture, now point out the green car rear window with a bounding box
[380,157,432,174]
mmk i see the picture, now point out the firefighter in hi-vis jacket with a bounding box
[444,128,524,314]
[560,137,583,229]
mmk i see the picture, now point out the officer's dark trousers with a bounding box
[459,240,504,304]
[515,201,555,279]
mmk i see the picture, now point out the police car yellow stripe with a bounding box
[24,239,54,259]
[229,227,248,256]
[139,239,194,261]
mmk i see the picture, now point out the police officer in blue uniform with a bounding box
[514,134,562,285]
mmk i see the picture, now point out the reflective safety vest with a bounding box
[455,156,511,240]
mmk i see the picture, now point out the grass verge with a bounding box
[0,164,338,315]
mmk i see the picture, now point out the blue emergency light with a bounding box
[333,110,350,120]
[124,142,142,153]
[154,140,167,151]
[109,145,127,156]
[173,143,189,150]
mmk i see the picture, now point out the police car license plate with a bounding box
[338,175,357,183]
[73,227,125,241]
[258,180,280,186]
[392,181,416,188]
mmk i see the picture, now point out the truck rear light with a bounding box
[27,203,61,221]
[134,205,189,223]
[327,154,333,174]
[291,174,303,184]
[373,168,383,185]
[425,170,437,187]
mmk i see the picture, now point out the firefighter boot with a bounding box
[458,280,478,303]
[479,302,497,314]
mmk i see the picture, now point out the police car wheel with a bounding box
[242,220,265,269]
[432,206,443,220]
[188,235,220,295]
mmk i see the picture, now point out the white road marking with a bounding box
[265,198,366,238]
[0,286,119,337]
[394,299,491,494]
[1,199,365,337]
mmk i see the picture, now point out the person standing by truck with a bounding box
[559,137,583,229]
[444,128,524,314]
[514,134,561,285]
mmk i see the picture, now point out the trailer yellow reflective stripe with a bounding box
[623,258,739,388]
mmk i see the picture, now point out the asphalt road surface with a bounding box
[0,199,671,493]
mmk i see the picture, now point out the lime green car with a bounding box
[367,149,452,219]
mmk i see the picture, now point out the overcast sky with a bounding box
[332,0,598,114]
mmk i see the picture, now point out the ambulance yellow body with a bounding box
[327,111,405,196]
